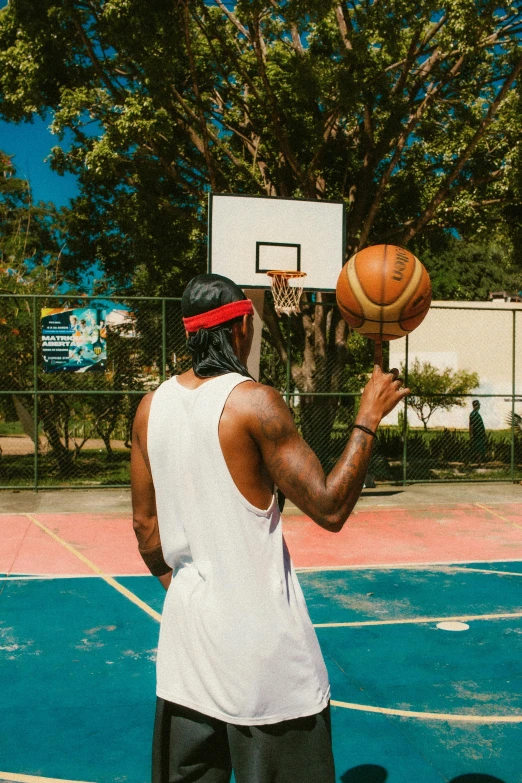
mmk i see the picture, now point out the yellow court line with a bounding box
[0,774,95,783]
[329,700,522,723]
[475,502,522,531]
[24,514,161,623]
[314,610,522,628]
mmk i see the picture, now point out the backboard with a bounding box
[208,193,345,291]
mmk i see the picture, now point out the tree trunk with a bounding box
[13,395,40,448]
[100,432,114,459]
[39,404,74,476]
[272,296,352,471]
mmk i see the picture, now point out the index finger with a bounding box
[374,340,383,369]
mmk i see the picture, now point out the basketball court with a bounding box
[1,194,519,782]
[1,484,521,783]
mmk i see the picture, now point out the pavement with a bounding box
[0,481,520,515]
[0,434,126,455]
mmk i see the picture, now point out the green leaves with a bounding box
[2,0,521,287]
[404,358,480,429]
[0,150,62,273]
[0,0,521,400]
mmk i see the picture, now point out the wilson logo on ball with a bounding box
[392,248,410,282]
[336,244,432,341]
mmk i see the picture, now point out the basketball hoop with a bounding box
[267,270,307,316]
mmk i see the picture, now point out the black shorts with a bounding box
[152,697,336,783]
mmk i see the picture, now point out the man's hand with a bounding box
[357,364,410,431]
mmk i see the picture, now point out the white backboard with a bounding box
[208,193,345,291]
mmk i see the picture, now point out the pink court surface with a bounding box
[2,483,522,577]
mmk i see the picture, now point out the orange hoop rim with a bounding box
[266,270,307,279]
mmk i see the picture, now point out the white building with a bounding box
[382,300,522,430]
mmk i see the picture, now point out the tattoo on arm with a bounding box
[252,387,375,529]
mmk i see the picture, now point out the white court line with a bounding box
[296,557,522,572]
[442,566,522,578]
[0,573,150,580]
[4,566,522,581]
[23,514,161,623]
[314,610,522,628]
[0,774,95,783]
[3,562,521,578]
[0,576,59,581]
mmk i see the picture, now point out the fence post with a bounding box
[402,334,409,486]
[511,309,516,482]
[161,298,167,382]
[33,296,38,492]
[286,318,291,405]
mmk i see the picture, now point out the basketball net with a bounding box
[267,271,307,316]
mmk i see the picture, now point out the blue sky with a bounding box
[0,1,76,207]
[0,114,79,208]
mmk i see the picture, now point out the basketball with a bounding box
[336,244,432,341]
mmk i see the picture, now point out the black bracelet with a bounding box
[353,423,376,437]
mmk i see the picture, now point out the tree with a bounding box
[404,359,479,430]
[416,238,522,301]
[0,150,145,476]
[1,1,521,453]
[0,150,61,270]
[0,149,73,471]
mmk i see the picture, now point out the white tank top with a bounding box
[147,372,330,725]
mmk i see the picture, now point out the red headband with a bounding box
[182,299,254,332]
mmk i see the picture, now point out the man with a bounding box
[131,273,408,783]
[469,399,487,463]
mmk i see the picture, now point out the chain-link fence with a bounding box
[393,304,522,483]
[0,295,190,489]
[0,295,519,489]
[283,301,521,485]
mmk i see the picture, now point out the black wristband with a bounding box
[353,423,376,437]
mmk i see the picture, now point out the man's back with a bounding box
[131,271,408,783]
[143,371,330,725]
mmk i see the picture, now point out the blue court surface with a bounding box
[1,564,521,783]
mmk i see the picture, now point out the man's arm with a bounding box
[248,364,408,531]
[131,393,172,589]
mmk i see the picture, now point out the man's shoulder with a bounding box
[227,381,286,421]
[230,381,294,442]
[133,391,156,430]
[232,380,283,405]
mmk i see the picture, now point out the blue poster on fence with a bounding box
[41,306,107,373]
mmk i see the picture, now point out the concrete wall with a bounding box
[382,301,522,430]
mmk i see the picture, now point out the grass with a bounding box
[0,421,25,436]
[0,449,130,487]
[381,425,516,442]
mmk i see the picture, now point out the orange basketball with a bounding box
[336,244,432,341]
